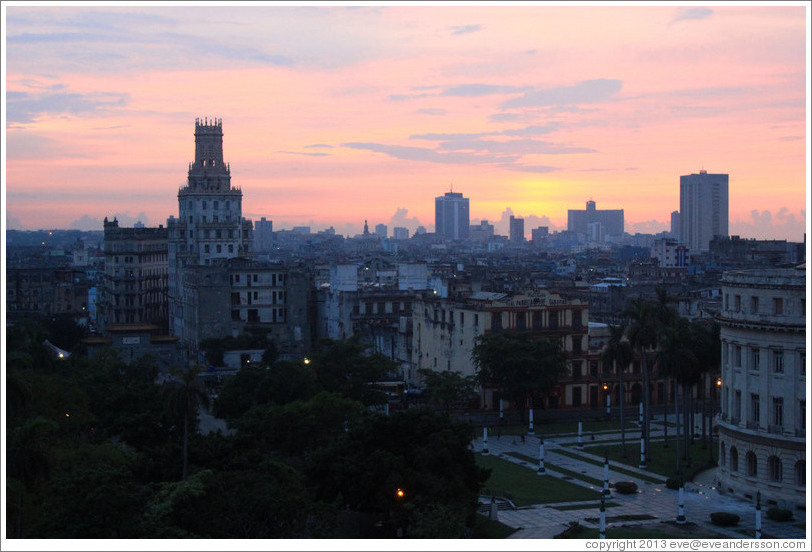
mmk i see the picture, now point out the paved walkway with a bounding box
[475,421,807,540]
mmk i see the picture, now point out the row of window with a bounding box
[724,344,805,376]
[186,199,233,211]
[721,445,805,486]
[725,293,805,316]
[230,273,286,286]
[725,390,805,429]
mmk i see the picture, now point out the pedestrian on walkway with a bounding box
[497,428,501,440]
[521,434,526,445]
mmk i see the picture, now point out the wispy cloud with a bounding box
[278,150,330,157]
[450,24,482,35]
[501,79,623,109]
[6,89,130,124]
[671,7,713,25]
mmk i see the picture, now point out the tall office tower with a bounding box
[375,224,388,238]
[567,200,624,238]
[679,170,729,253]
[435,191,470,240]
[509,215,525,243]
[167,118,253,339]
[254,217,274,253]
[670,210,681,241]
[99,217,169,331]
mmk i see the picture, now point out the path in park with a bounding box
[474,418,807,540]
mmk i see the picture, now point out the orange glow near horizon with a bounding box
[3,4,808,240]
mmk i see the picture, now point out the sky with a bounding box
[2,1,810,241]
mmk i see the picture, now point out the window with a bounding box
[734,295,741,312]
[730,447,739,472]
[474,314,479,326]
[735,391,742,421]
[724,294,729,310]
[796,461,806,486]
[750,393,760,423]
[773,397,783,427]
[750,296,759,314]
[774,351,784,373]
[751,348,760,371]
[735,346,742,368]
[801,353,806,377]
[746,451,758,477]
[459,312,464,326]
[801,401,806,430]
[202,201,207,210]
[773,297,783,315]
[768,456,782,482]
[228,244,233,253]
[216,244,222,253]
[253,274,258,282]
[204,244,210,253]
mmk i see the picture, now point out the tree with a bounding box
[472,332,568,421]
[164,367,210,480]
[305,409,489,537]
[656,317,698,475]
[623,299,660,465]
[417,368,477,413]
[602,323,633,457]
[309,337,398,406]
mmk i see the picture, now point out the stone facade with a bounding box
[716,266,806,510]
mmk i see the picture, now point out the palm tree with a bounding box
[656,317,697,476]
[165,366,209,480]
[602,323,633,458]
[623,299,659,466]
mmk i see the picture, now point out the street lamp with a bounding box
[603,383,611,416]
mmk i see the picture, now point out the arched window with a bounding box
[730,447,739,472]
[720,443,726,467]
[768,456,782,482]
[746,451,758,477]
[795,461,805,486]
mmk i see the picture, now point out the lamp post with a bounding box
[755,491,762,539]
[604,383,611,417]
[577,420,584,449]
[537,436,546,475]
[676,483,686,524]
[599,493,607,539]
[603,451,610,496]
[528,406,535,435]
[482,426,489,455]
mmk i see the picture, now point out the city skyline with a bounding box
[3,2,810,241]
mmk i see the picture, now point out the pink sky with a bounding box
[3,3,809,240]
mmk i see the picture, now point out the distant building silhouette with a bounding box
[254,217,273,253]
[679,170,729,253]
[375,223,388,238]
[435,191,469,240]
[509,215,525,243]
[567,200,624,240]
[670,210,681,241]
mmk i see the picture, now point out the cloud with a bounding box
[499,164,558,174]
[417,108,447,115]
[671,7,713,25]
[501,79,623,109]
[441,83,527,97]
[490,208,561,236]
[387,208,424,231]
[450,24,482,35]
[278,150,330,157]
[5,132,94,160]
[69,211,152,231]
[342,142,519,165]
[7,89,130,124]
[729,208,806,242]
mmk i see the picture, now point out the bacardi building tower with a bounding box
[167,118,253,347]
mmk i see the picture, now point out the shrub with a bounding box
[666,477,684,490]
[710,512,740,527]
[765,507,793,522]
[613,481,638,494]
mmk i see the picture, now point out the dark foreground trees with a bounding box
[6,321,485,539]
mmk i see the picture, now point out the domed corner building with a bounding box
[716,264,806,512]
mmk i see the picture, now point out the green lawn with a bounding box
[555,521,727,539]
[473,515,519,538]
[495,419,638,436]
[477,454,602,506]
[551,448,665,484]
[505,451,606,487]
[598,439,717,479]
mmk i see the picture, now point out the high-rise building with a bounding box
[567,200,624,238]
[679,170,729,253]
[670,210,681,241]
[531,226,549,243]
[375,224,388,238]
[392,227,410,240]
[509,215,525,243]
[435,191,469,240]
[167,118,253,341]
[254,217,273,253]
